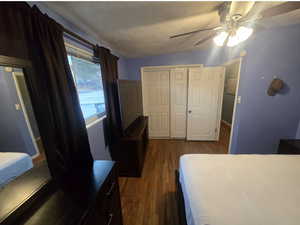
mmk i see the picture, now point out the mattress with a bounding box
[179,154,300,225]
[0,152,33,187]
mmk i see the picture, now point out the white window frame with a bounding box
[65,42,106,125]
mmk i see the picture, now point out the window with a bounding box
[67,48,105,123]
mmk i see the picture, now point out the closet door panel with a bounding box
[142,70,170,137]
[170,68,188,138]
[187,67,225,141]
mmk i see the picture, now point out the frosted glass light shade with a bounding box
[214,26,253,47]
[227,26,253,47]
[213,32,228,46]
[236,26,253,43]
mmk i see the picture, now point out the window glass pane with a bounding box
[67,55,105,121]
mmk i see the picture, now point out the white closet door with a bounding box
[187,67,225,141]
[142,70,170,138]
[170,68,188,138]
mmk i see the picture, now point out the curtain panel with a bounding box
[94,46,123,147]
[0,3,31,59]
[0,3,93,180]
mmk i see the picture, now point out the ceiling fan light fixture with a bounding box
[227,34,239,47]
[236,26,253,42]
[213,31,228,46]
[226,26,253,47]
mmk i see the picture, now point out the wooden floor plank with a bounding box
[119,124,229,225]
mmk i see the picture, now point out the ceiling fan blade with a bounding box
[194,33,217,46]
[261,2,300,19]
[240,16,260,25]
[229,1,256,18]
[170,26,221,39]
[241,19,267,33]
[218,2,230,24]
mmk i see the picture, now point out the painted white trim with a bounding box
[149,137,170,140]
[215,67,226,141]
[32,152,40,160]
[224,57,243,154]
[86,115,106,129]
[35,137,41,141]
[141,68,146,116]
[223,57,241,66]
[142,64,203,71]
[64,42,93,58]
[170,137,186,140]
[185,68,190,140]
[12,72,40,159]
[222,120,232,127]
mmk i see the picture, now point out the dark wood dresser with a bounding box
[12,161,123,225]
[111,116,149,177]
[278,139,300,154]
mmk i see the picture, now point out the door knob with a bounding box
[188,110,192,114]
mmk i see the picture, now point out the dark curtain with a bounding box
[94,46,123,147]
[0,3,93,180]
[0,3,31,59]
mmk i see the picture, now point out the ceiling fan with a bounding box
[170,2,300,47]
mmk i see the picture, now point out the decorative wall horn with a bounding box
[267,78,284,96]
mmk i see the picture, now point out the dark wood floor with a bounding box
[119,123,230,225]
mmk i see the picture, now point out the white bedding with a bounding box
[179,154,300,225]
[0,152,33,187]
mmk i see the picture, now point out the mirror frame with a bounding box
[0,55,53,225]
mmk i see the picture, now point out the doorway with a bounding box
[220,58,242,153]
[0,66,45,161]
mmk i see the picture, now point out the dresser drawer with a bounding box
[96,167,123,225]
[104,209,123,225]
[99,182,122,225]
[82,163,123,225]
[100,168,117,196]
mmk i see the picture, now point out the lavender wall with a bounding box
[124,48,227,80]
[230,24,300,154]
[296,121,300,139]
[0,67,37,156]
[87,119,111,160]
[118,56,130,79]
[124,24,300,154]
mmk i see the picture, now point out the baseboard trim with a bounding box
[222,120,232,127]
[149,137,169,140]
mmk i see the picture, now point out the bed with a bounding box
[177,154,300,225]
[0,152,33,187]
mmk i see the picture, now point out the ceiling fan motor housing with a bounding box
[232,14,242,22]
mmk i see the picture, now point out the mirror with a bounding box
[0,56,51,225]
[0,66,47,187]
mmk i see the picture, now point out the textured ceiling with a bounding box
[44,2,300,58]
